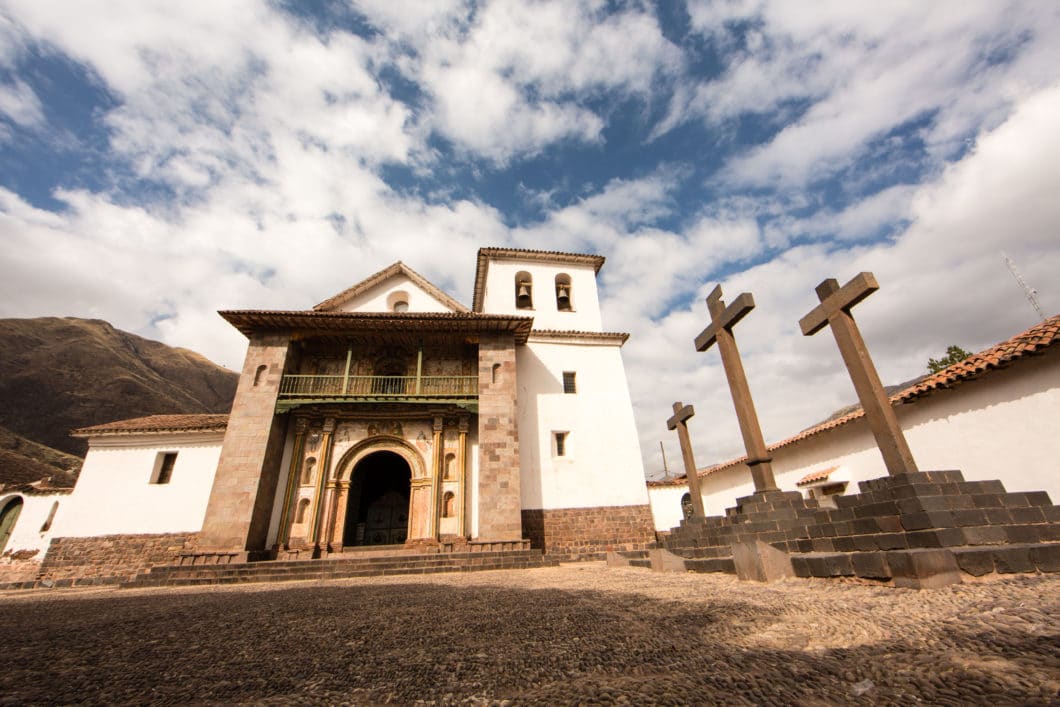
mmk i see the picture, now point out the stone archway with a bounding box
[343,451,411,546]
[332,437,432,547]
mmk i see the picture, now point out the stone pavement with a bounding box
[1,564,1056,705]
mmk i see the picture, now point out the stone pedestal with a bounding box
[662,469,1060,588]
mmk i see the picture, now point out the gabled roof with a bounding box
[648,313,1059,486]
[72,414,230,437]
[314,261,469,313]
[472,247,605,312]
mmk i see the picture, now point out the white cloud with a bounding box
[359,0,682,162]
[636,81,1060,475]
[674,0,1060,190]
[0,78,43,129]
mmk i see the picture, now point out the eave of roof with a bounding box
[218,309,534,344]
[686,313,1060,482]
[72,414,230,437]
[796,466,838,487]
[313,261,469,313]
[529,329,630,345]
[472,247,606,312]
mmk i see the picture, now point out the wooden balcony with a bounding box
[277,374,478,412]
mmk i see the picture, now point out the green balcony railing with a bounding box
[278,374,478,400]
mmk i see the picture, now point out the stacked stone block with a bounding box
[521,504,656,560]
[476,333,522,541]
[32,533,194,587]
[662,470,1060,584]
[196,333,293,556]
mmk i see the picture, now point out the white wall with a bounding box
[518,338,649,510]
[334,274,455,313]
[647,485,687,531]
[647,350,1060,531]
[0,491,68,558]
[481,259,603,331]
[49,433,224,538]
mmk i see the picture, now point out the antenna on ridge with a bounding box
[1002,252,1045,322]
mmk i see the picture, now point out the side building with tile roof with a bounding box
[648,315,1060,531]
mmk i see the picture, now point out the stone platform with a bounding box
[659,470,1060,587]
[122,546,559,588]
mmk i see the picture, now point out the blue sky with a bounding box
[2,1,1058,476]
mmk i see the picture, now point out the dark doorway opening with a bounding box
[344,451,411,546]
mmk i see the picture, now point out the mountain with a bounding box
[0,317,239,462]
[0,424,81,490]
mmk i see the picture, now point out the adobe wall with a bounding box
[522,504,656,560]
[37,532,194,585]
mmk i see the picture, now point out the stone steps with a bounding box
[122,549,558,588]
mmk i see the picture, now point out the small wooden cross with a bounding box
[800,273,919,477]
[694,285,779,493]
[667,402,706,518]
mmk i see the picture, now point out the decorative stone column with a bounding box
[457,416,469,537]
[275,417,309,550]
[431,415,444,538]
[308,418,336,550]
[328,480,350,549]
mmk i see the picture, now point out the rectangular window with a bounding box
[554,431,568,457]
[562,371,577,394]
[152,452,177,484]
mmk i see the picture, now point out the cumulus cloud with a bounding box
[358,0,682,163]
[0,0,1057,483]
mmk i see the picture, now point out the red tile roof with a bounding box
[72,414,229,437]
[796,467,838,487]
[648,314,1059,486]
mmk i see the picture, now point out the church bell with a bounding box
[517,281,532,307]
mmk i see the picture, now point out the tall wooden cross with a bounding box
[799,273,919,477]
[667,402,706,518]
[694,285,779,493]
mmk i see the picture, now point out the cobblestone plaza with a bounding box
[2,564,1057,704]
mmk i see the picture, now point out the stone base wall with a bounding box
[0,554,43,585]
[522,505,656,560]
[38,533,195,586]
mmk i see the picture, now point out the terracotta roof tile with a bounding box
[688,314,1059,480]
[796,467,838,487]
[72,414,229,437]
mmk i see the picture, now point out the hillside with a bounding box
[0,317,239,460]
[0,424,81,490]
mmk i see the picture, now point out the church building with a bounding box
[1,248,656,583]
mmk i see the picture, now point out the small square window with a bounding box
[554,432,568,457]
[152,452,177,484]
[562,371,577,394]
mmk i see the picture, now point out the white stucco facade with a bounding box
[517,336,649,509]
[332,273,455,313]
[479,258,603,331]
[648,347,1060,531]
[48,432,224,538]
[0,491,68,559]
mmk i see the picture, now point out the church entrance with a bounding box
[343,451,411,547]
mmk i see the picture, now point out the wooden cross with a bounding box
[694,285,779,493]
[667,402,706,518]
[799,273,919,477]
